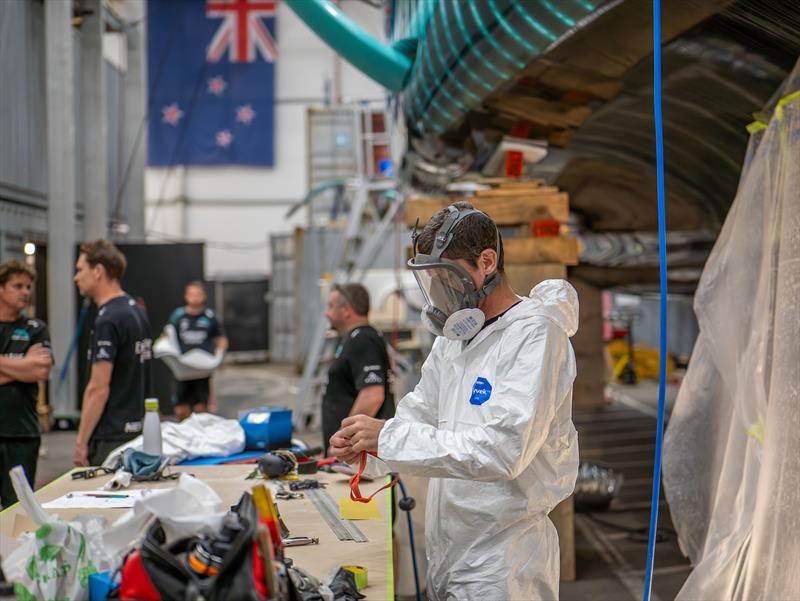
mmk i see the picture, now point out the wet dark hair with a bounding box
[415,201,504,272]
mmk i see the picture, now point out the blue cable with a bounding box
[58,298,91,383]
[396,478,422,601]
[643,0,669,599]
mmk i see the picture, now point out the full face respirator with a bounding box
[408,205,501,341]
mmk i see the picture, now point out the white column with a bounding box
[45,0,78,416]
[120,0,147,240]
[80,0,109,239]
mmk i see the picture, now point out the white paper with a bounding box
[42,489,151,509]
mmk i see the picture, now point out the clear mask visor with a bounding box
[409,261,474,317]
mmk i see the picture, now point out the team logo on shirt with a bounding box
[11,329,30,342]
[363,371,383,385]
[469,377,493,405]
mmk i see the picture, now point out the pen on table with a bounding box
[66,492,131,499]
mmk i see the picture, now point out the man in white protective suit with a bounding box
[331,202,580,601]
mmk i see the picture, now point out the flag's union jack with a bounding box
[206,0,278,63]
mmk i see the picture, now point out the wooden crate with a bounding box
[504,264,567,295]
[503,236,579,265]
[404,193,570,227]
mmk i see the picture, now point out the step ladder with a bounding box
[292,179,404,427]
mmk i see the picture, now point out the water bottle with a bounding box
[142,398,163,456]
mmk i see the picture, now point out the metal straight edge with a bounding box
[306,488,368,543]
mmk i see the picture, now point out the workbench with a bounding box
[0,466,393,600]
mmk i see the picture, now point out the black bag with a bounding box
[139,492,265,601]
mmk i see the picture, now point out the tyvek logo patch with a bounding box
[469,377,492,406]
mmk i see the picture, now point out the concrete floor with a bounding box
[25,364,691,600]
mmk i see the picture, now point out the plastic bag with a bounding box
[5,520,101,601]
[102,473,226,563]
[1,467,110,601]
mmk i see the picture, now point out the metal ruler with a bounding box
[306,488,368,543]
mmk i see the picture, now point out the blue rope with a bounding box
[58,298,91,383]
[396,478,422,601]
[643,0,669,598]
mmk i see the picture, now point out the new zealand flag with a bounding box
[147,0,277,167]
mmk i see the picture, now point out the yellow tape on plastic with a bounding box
[775,89,800,121]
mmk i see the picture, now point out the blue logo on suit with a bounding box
[469,377,493,405]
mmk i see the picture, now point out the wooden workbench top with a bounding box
[0,466,393,600]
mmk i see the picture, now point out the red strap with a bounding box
[349,451,397,503]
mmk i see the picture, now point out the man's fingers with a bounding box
[329,434,350,447]
[341,414,368,428]
[338,423,361,439]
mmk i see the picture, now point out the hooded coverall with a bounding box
[378,280,580,600]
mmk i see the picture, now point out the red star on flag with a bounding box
[208,75,228,95]
[216,130,234,147]
[162,103,184,125]
[236,104,256,124]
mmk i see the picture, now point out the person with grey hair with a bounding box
[321,283,394,454]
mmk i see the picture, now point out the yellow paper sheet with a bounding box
[338,497,380,520]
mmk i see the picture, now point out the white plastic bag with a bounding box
[102,473,225,562]
[1,467,110,601]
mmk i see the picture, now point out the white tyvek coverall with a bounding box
[379,280,579,601]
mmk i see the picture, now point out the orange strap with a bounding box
[349,451,397,503]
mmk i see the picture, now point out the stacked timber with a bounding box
[404,178,578,294]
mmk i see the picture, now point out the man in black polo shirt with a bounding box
[167,280,228,420]
[321,283,394,454]
[73,240,152,467]
[0,260,52,508]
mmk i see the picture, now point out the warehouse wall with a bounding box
[0,0,49,256]
[144,0,387,277]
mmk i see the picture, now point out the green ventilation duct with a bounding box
[284,0,412,92]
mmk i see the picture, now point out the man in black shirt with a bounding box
[73,240,152,466]
[0,260,52,508]
[321,283,394,454]
[167,281,228,420]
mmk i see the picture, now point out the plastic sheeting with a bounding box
[153,325,224,381]
[662,60,800,601]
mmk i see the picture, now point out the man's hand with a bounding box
[73,441,89,467]
[25,344,53,381]
[0,343,52,383]
[329,433,359,464]
[339,415,385,455]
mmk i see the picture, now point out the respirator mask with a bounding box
[408,206,500,341]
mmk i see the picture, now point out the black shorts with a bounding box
[174,377,210,407]
[0,437,40,509]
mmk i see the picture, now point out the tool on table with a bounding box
[254,450,298,479]
[289,479,326,491]
[71,466,116,480]
[342,565,368,591]
[282,536,319,547]
[306,488,368,543]
[251,484,283,554]
[275,483,304,500]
